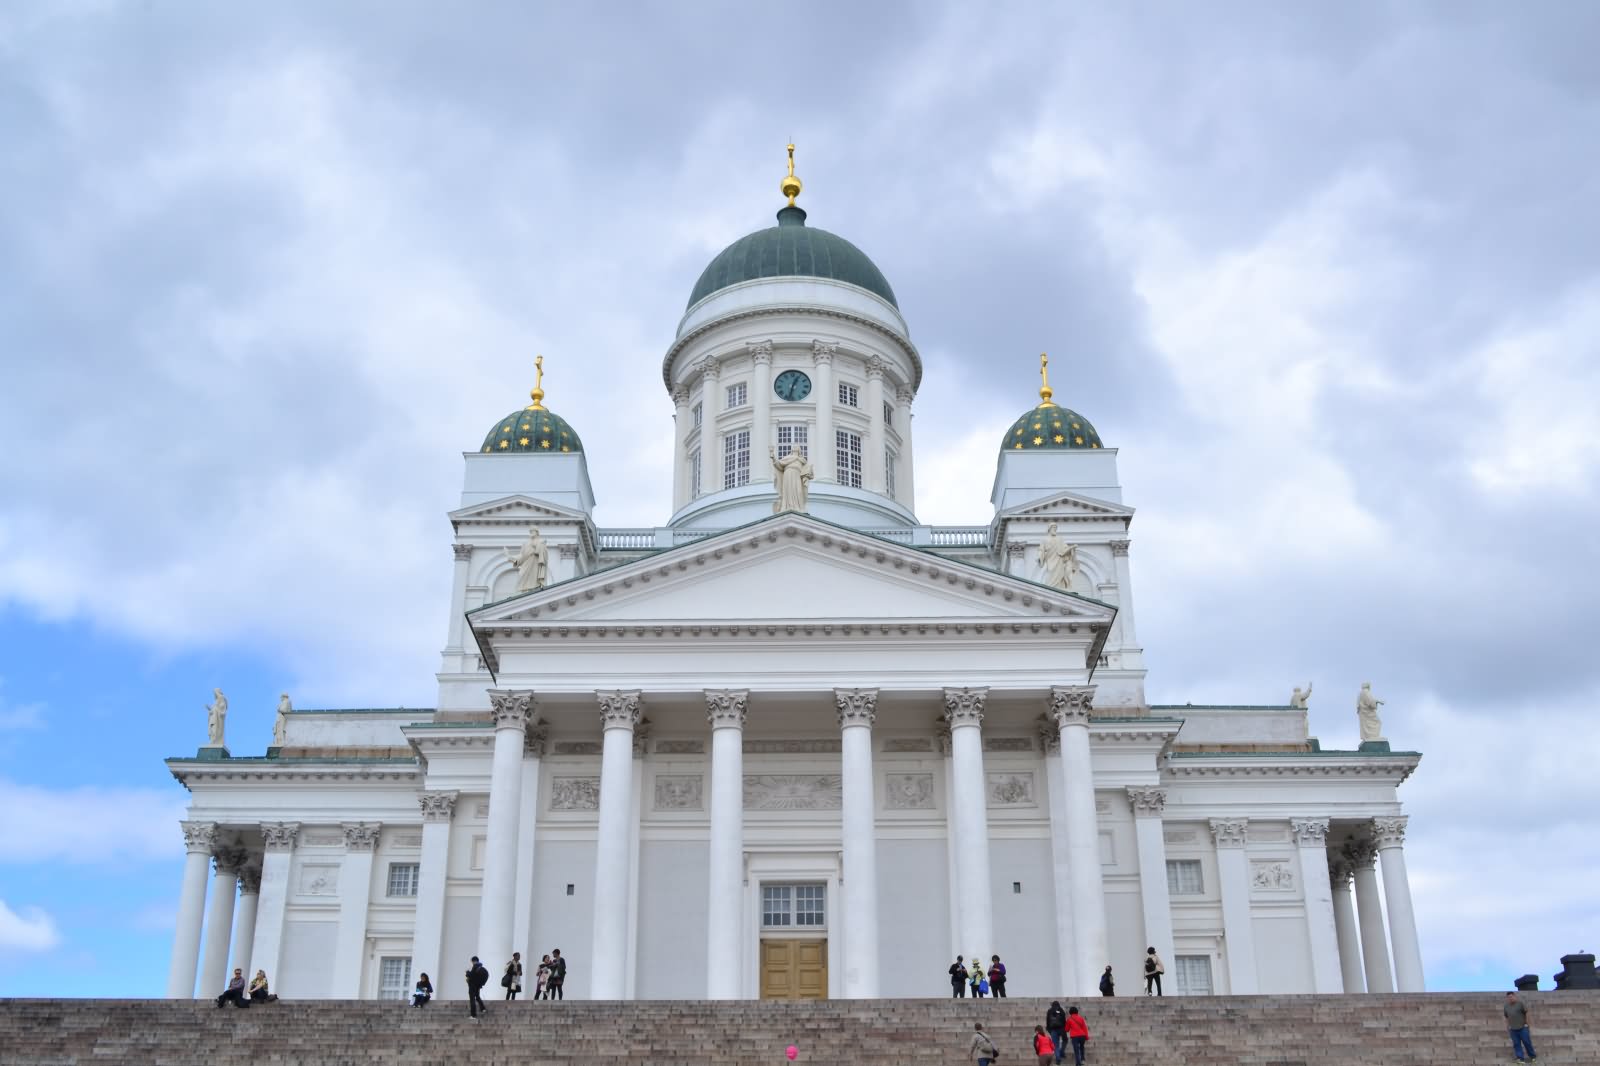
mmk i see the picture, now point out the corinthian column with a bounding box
[705,690,748,999]
[333,823,381,995]
[1211,818,1258,994]
[1373,816,1425,991]
[167,821,216,997]
[1053,686,1107,995]
[1329,858,1365,992]
[1128,788,1175,990]
[1291,818,1343,993]
[479,690,534,976]
[836,688,880,998]
[697,359,719,495]
[591,689,642,999]
[228,865,261,992]
[751,342,773,469]
[1039,717,1078,992]
[1345,836,1393,993]
[813,341,836,481]
[944,687,992,956]
[250,823,297,991]
[413,792,457,998]
[199,845,246,998]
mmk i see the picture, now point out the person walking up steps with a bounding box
[968,1022,1000,1066]
[1045,1000,1068,1065]
[1503,991,1537,1063]
[1143,947,1164,996]
[465,956,490,1019]
[949,955,968,998]
[1065,1006,1090,1066]
[1032,1025,1054,1066]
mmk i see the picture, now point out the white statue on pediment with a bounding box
[1356,682,1385,741]
[1038,523,1079,591]
[1289,683,1312,710]
[507,527,550,592]
[205,689,228,746]
[771,446,814,513]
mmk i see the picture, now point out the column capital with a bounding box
[598,689,643,730]
[180,821,218,855]
[1291,817,1332,847]
[1342,836,1379,870]
[419,791,458,823]
[1037,714,1061,754]
[1108,539,1131,557]
[835,688,878,728]
[237,866,262,895]
[811,339,837,365]
[943,686,988,726]
[1049,685,1096,728]
[212,847,248,876]
[524,722,549,758]
[894,385,914,405]
[1209,818,1249,848]
[696,356,721,381]
[260,822,299,852]
[632,717,652,759]
[451,542,474,562]
[343,822,382,851]
[706,689,749,729]
[749,340,774,364]
[865,354,886,380]
[671,384,692,406]
[487,689,536,730]
[1371,815,1408,848]
[556,543,580,560]
[1127,787,1168,817]
[1328,858,1355,887]
[934,716,952,755]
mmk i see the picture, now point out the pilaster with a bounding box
[413,793,456,998]
[1210,818,1257,994]
[332,822,380,996]
[1129,788,1176,989]
[1291,818,1343,993]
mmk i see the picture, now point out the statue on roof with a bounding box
[771,446,814,513]
[204,689,228,747]
[1289,683,1313,710]
[273,693,292,747]
[1356,682,1385,742]
[1038,523,1079,591]
[507,527,550,592]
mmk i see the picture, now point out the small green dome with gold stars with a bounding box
[478,356,585,455]
[1000,353,1105,454]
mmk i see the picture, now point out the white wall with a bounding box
[635,839,710,998]
[877,837,951,997]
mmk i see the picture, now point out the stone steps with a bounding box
[1,992,1596,1066]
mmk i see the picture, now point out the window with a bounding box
[689,449,703,498]
[723,429,751,489]
[838,381,859,407]
[836,430,862,488]
[1173,955,1213,996]
[692,402,703,428]
[386,863,419,898]
[379,956,412,1001]
[1166,859,1204,896]
[726,382,748,409]
[794,884,825,926]
[762,883,826,928]
[883,400,893,426]
[775,423,809,457]
[885,448,897,498]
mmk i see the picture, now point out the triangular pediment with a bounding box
[450,495,590,527]
[1001,490,1135,521]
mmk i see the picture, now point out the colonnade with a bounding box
[1328,817,1426,993]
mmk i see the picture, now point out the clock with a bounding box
[773,369,812,402]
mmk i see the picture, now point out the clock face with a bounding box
[773,369,812,402]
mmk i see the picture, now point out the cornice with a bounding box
[662,304,924,392]
[1165,752,1420,782]
[169,760,422,787]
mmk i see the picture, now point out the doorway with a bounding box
[760,939,828,999]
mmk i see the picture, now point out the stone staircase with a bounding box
[2,992,1596,1066]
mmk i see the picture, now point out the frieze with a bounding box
[884,773,934,810]
[554,741,603,756]
[392,834,422,849]
[551,777,601,811]
[1163,828,1198,844]
[983,737,1036,753]
[743,739,841,754]
[1250,827,1291,843]
[987,772,1036,807]
[655,740,705,754]
[882,738,931,753]
[743,774,843,811]
[654,774,704,811]
[1251,861,1297,892]
[299,831,344,847]
[298,864,339,895]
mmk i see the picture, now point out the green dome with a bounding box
[480,406,584,455]
[687,205,898,310]
[1002,403,1104,453]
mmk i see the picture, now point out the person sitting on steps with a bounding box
[247,969,276,1004]
[215,968,249,1008]
[411,973,433,1007]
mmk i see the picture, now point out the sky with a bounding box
[1,1,1596,998]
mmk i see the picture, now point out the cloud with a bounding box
[0,899,59,952]
[0,780,187,865]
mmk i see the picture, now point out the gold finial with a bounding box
[1038,352,1057,407]
[780,142,803,206]
[527,355,547,411]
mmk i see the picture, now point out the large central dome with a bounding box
[686,204,898,310]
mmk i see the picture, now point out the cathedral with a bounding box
[166,150,1425,1003]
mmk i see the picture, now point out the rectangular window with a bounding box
[762,883,826,928]
[386,863,419,898]
[692,402,703,428]
[1173,955,1213,996]
[794,884,826,926]
[762,885,793,927]
[1166,859,1204,896]
[726,382,748,409]
[723,429,751,489]
[836,430,862,488]
[775,423,809,457]
[883,400,894,426]
[885,448,897,498]
[689,449,703,499]
[378,956,412,1000]
[838,381,859,407]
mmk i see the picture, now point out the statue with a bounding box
[1356,682,1385,742]
[1037,523,1079,591]
[273,693,291,747]
[1289,683,1313,710]
[506,527,550,592]
[770,446,814,513]
[204,688,228,746]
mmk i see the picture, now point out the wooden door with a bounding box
[760,939,827,999]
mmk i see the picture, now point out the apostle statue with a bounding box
[1289,682,1313,709]
[273,693,292,748]
[770,446,814,513]
[204,688,228,746]
[1356,682,1385,742]
[1037,523,1079,591]
[506,527,550,592]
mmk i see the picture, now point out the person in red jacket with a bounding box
[1065,1006,1090,1066]
[1032,1025,1055,1066]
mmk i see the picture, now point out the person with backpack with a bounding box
[968,1021,1000,1066]
[1098,965,1114,996]
[989,955,1008,998]
[1044,1001,1068,1065]
[1143,947,1164,996]
[1065,1006,1090,1066]
[465,956,490,1019]
[949,955,968,998]
[502,952,523,1000]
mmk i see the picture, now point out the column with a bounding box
[413,793,456,998]
[697,358,719,495]
[1346,837,1393,993]
[166,821,216,998]
[1374,816,1425,991]
[625,719,650,995]
[1107,540,1139,646]
[229,866,261,989]
[1210,818,1258,994]
[836,688,880,998]
[671,384,691,507]
[1329,858,1365,993]
[1039,718,1078,993]
[444,544,473,655]
[943,687,993,955]
[896,386,916,508]
[751,341,773,472]
[1053,686,1108,995]
[250,823,297,991]
[1291,818,1344,993]
[1128,788,1176,991]
[705,690,748,999]
[199,845,246,998]
[513,727,546,968]
[590,689,642,999]
[864,357,886,493]
[813,341,836,482]
[332,823,380,995]
[479,689,534,972]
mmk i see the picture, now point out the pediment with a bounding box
[1001,490,1135,521]
[450,495,590,527]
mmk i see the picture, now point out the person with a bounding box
[1144,947,1165,996]
[989,955,1008,998]
[949,955,967,998]
[969,958,986,997]
[968,1022,1000,1066]
[502,952,523,1000]
[1065,1006,1090,1066]
[411,973,433,1007]
[1032,1025,1054,1066]
[1044,1001,1068,1065]
[1098,965,1114,996]
[546,948,567,1000]
[247,969,276,1004]
[465,955,490,1019]
[215,967,248,1008]
[1504,991,1537,1062]
[535,954,552,1000]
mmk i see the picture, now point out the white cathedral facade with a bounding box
[166,160,1425,1004]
